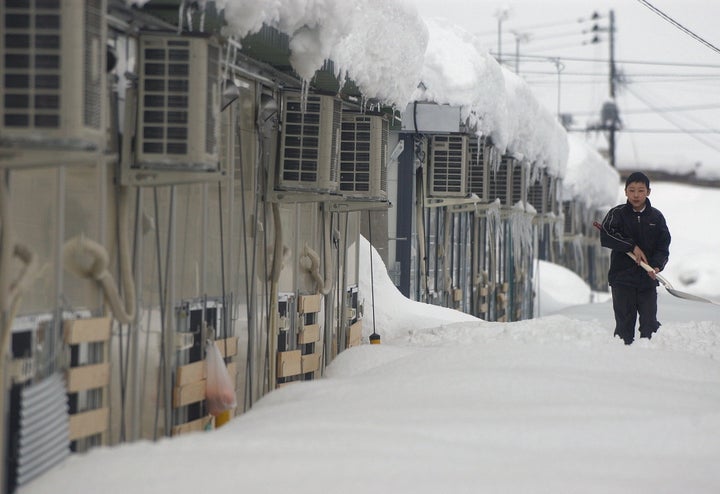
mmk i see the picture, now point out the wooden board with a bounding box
[298,294,322,314]
[226,361,237,388]
[172,416,214,436]
[301,353,321,374]
[297,323,321,344]
[69,407,109,441]
[176,360,206,387]
[214,336,238,358]
[66,363,110,393]
[277,350,302,378]
[64,317,112,344]
[173,380,206,408]
[348,320,362,348]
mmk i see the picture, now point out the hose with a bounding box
[62,187,136,324]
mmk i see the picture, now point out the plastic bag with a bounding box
[205,338,237,416]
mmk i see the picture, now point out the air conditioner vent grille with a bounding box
[528,172,547,213]
[339,113,388,199]
[429,135,467,197]
[141,39,191,156]
[489,158,510,204]
[133,33,221,178]
[1,0,106,153]
[467,138,491,200]
[83,0,104,129]
[278,93,341,193]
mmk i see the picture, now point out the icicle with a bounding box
[486,200,501,242]
[572,236,584,270]
[200,10,205,32]
[300,79,309,113]
[186,7,193,32]
[555,215,565,255]
[510,205,534,269]
[177,2,185,35]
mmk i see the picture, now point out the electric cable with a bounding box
[623,85,720,153]
[635,0,720,55]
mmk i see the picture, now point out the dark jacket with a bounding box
[599,198,671,289]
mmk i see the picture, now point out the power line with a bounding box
[635,0,720,56]
[618,129,720,134]
[501,52,720,69]
[569,103,720,116]
[476,15,597,37]
[623,85,720,153]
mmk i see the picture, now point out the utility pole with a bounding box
[608,9,617,167]
[496,8,510,65]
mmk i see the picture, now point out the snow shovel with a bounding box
[592,221,719,305]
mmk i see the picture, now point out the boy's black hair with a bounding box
[625,171,650,189]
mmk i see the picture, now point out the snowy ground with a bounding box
[20,183,720,494]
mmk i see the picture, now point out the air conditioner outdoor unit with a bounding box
[339,113,388,200]
[528,170,549,213]
[510,160,526,205]
[133,33,221,180]
[489,156,510,204]
[0,0,107,154]
[429,134,467,197]
[277,92,341,194]
[467,137,499,201]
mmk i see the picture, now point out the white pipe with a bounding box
[62,186,136,325]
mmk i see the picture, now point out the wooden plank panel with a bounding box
[172,416,214,436]
[348,320,362,348]
[173,380,206,408]
[298,294,322,314]
[64,317,112,344]
[226,361,237,388]
[176,360,206,387]
[66,363,110,393]
[214,336,238,358]
[301,353,321,374]
[298,324,321,344]
[277,350,302,378]
[69,408,109,441]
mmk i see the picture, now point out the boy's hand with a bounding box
[632,245,649,265]
[648,267,660,280]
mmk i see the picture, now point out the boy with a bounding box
[599,172,671,345]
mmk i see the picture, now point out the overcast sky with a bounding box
[409,0,720,175]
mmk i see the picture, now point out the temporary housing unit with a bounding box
[388,102,541,322]
[0,6,389,493]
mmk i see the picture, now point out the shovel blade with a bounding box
[664,287,719,305]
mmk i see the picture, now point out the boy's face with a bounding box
[625,181,650,210]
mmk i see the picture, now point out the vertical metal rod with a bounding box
[52,166,66,375]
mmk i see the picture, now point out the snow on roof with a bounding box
[215,0,623,189]
[217,0,428,107]
[563,133,621,209]
[502,67,568,178]
[217,0,569,177]
[411,18,509,147]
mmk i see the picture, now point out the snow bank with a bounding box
[533,260,592,316]
[358,236,479,343]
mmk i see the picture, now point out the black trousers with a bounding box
[611,284,659,345]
